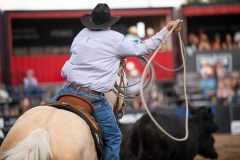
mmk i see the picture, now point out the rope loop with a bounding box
[140,19,189,141]
[113,19,189,141]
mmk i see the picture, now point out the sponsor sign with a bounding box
[196,53,232,73]
[231,120,240,135]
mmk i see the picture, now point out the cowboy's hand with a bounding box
[167,20,183,32]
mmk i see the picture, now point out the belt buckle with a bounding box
[79,86,89,92]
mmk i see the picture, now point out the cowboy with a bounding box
[52,3,181,160]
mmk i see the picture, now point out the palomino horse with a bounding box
[0,67,126,160]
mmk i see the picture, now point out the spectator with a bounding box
[9,106,20,117]
[40,99,48,105]
[217,79,228,106]
[215,61,227,80]
[217,79,226,97]
[126,64,142,110]
[20,97,31,114]
[148,88,160,109]
[198,33,211,51]
[231,71,240,90]
[217,76,234,106]
[231,71,240,105]
[200,60,214,78]
[23,69,42,99]
[186,33,199,56]
[131,99,142,110]
[145,27,155,39]
[200,62,217,101]
[234,31,240,49]
[211,33,221,50]
[125,26,141,41]
[223,76,234,100]
[0,84,10,103]
[222,34,233,49]
[0,84,11,116]
[127,68,141,95]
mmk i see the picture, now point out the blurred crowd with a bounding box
[125,61,164,111]
[187,31,240,56]
[125,25,156,40]
[1,27,240,117]
[0,69,54,117]
[1,65,239,117]
[200,61,240,107]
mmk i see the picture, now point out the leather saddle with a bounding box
[57,94,93,115]
[45,93,103,159]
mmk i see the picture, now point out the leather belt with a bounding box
[68,83,103,96]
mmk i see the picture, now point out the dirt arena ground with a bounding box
[194,134,240,160]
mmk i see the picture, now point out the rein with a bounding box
[140,19,190,141]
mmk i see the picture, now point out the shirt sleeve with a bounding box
[115,27,170,57]
[61,61,68,79]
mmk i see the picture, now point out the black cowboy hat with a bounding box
[81,3,121,30]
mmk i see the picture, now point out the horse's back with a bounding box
[0,106,97,160]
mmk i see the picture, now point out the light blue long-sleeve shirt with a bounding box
[62,27,169,93]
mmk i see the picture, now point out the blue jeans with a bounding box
[51,84,122,160]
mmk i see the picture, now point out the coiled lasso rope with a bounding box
[140,19,189,141]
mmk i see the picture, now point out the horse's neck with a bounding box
[105,91,117,109]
